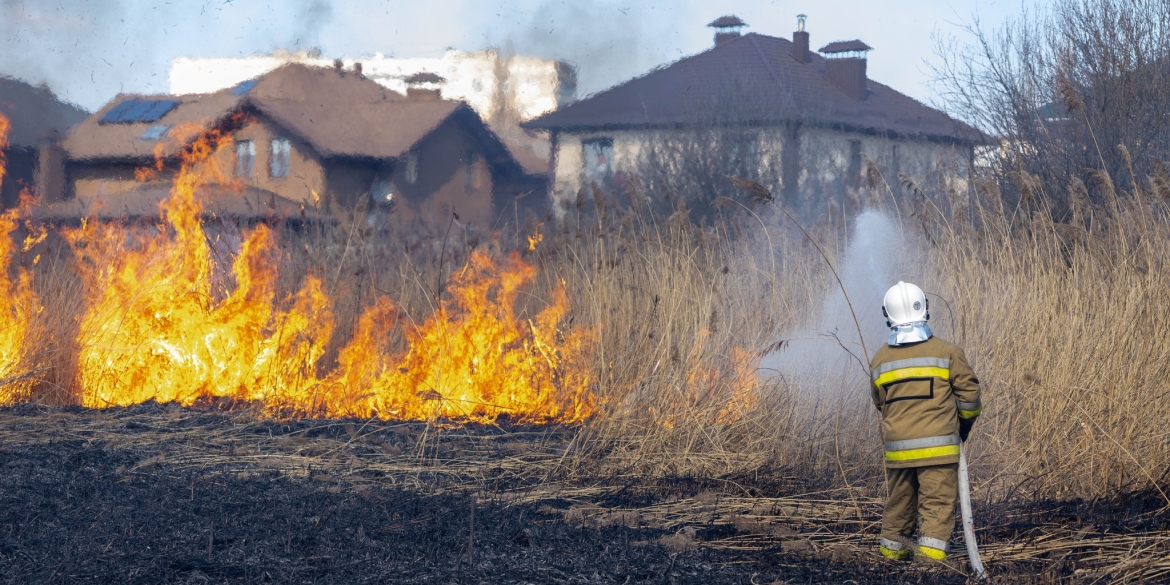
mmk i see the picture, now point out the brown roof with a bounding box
[708,15,747,28]
[819,40,873,54]
[252,97,461,158]
[524,33,985,144]
[0,76,88,147]
[62,89,241,161]
[62,64,500,164]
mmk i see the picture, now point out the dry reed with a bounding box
[4,151,1170,513]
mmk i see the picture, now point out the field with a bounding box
[4,118,1170,581]
[1,403,1167,584]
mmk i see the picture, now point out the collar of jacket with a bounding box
[888,321,933,346]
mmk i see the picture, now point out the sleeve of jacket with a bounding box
[950,346,982,420]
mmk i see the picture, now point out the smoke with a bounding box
[760,210,924,396]
[0,0,335,111]
[289,0,334,51]
[1,0,136,109]
[488,1,675,97]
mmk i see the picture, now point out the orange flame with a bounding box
[66,125,331,408]
[66,121,593,422]
[0,113,40,403]
[316,252,592,423]
[527,223,544,251]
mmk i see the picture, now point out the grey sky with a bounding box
[2,0,1046,113]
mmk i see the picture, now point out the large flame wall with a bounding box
[0,115,594,423]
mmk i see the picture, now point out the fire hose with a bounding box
[958,443,987,579]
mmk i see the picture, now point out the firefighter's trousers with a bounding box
[882,463,958,557]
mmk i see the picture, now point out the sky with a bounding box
[1,0,1050,113]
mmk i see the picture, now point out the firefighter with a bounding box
[870,281,982,561]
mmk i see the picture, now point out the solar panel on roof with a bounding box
[122,100,155,121]
[98,98,180,124]
[99,100,137,124]
[142,99,179,121]
[137,125,170,141]
[231,79,259,95]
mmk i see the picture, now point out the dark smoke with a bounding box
[492,1,661,97]
[289,0,334,50]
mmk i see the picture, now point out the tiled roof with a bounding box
[524,33,985,144]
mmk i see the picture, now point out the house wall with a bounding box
[325,159,384,210]
[66,115,327,213]
[1,146,37,208]
[215,114,326,207]
[550,126,971,218]
[36,143,68,204]
[372,116,496,228]
[793,127,959,214]
[69,162,148,204]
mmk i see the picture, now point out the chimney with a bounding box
[819,40,872,101]
[708,15,747,47]
[792,14,810,63]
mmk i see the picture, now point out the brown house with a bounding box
[43,63,546,226]
[0,76,87,208]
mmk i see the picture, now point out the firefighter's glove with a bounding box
[958,417,975,443]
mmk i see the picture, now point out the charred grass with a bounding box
[1,404,1167,583]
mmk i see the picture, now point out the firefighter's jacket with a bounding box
[869,336,982,468]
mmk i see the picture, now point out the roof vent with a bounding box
[820,40,872,100]
[792,14,810,63]
[708,15,746,47]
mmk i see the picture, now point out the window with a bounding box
[269,139,290,178]
[582,138,614,184]
[404,152,419,184]
[235,140,255,178]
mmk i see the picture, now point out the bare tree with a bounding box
[933,0,1170,205]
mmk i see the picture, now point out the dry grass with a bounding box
[4,156,1170,514]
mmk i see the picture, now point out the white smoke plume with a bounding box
[761,210,926,397]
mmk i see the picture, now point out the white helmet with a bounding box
[882,281,929,327]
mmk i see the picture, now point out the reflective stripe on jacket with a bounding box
[869,336,981,468]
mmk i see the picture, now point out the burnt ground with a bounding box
[0,404,1166,584]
